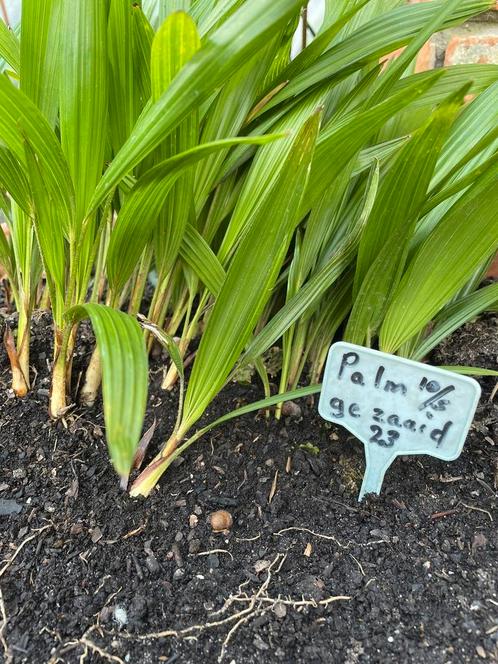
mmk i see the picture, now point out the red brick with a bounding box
[444,34,498,66]
[380,41,436,73]
[415,39,437,72]
[486,253,498,280]
[380,46,405,70]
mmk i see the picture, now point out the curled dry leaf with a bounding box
[133,418,157,470]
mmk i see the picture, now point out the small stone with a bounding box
[70,523,84,536]
[0,499,22,516]
[472,533,487,551]
[113,605,128,627]
[173,568,185,581]
[12,468,26,480]
[254,560,271,574]
[90,527,103,543]
[174,531,183,542]
[145,555,160,574]
[171,543,183,567]
[253,634,269,651]
[189,514,198,528]
[207,554,219,569]
[476,645,487,659]
[369,529,384,538]
[273,602,287,619]
[188,539,201,554]
[281,400,302,418]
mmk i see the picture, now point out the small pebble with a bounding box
[472,533,487,551]
[145,555,160,574]
[113,606,128,628]
[0,499,22,516]
[207,554,219,569]
[172,568,185,581]
[90,527,103,543]
[273,602,287,619]
[253,634,269,651]
[188,539,201,554]
[281,400,302,418]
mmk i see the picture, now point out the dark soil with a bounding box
[0,312,497,664]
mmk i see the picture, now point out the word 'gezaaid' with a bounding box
[331,351,454,449]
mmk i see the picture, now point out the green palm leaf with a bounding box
[88,0,305,211]
[66,304,148,480]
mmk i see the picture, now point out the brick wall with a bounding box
[409,0,498,279]
[409,1,498,71]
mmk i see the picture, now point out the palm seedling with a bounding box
[0,0,496,495]
[125,0,498,494]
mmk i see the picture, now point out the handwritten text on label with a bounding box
[318,343,481,500]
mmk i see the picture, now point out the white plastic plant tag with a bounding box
[318,342,481,501]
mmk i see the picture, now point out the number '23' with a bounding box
[369,425,399,448]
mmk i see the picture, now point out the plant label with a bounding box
[318,342,481,501]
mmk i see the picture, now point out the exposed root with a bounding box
[111,553,350,662]
[196,549,234,560]
[459,501,493,522]
[78,636,125,664]
[274,526,348,548]
[228,594,351,608]
[0,586,12,663]
[274,526,390,549]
